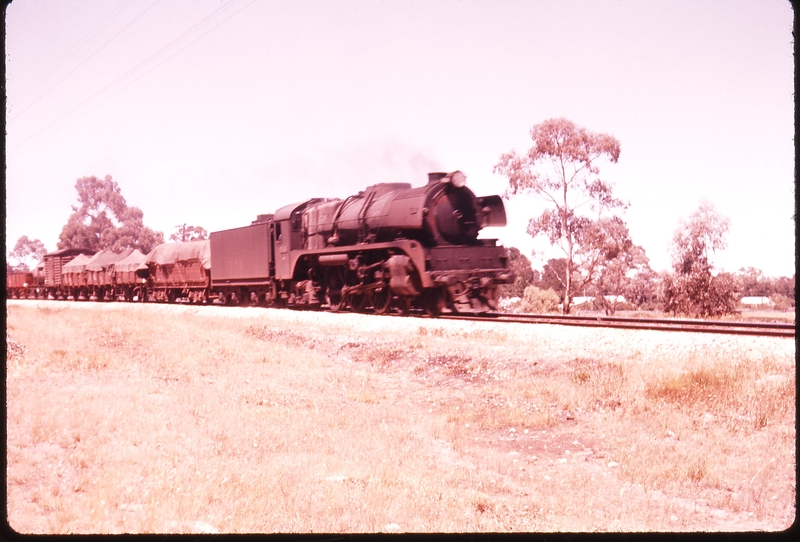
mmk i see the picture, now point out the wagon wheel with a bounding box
[371,284,392,315]
[395,296,411,315]
[423,288,442,316]
[350,293,367,313]
[326,275,344,312]
[325,281,342,312]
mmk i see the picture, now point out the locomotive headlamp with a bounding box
[445,170,466,188]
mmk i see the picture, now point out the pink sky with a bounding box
[5,0,795,277]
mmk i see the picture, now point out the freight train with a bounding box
[6,171,513,315]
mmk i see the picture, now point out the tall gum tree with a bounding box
[494,118,625,313]
[662,201,740,317]
[57,175,164,253]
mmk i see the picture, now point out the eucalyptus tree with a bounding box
[578,216,650,315]
[57,175,164,253]
[494,118,626,313]
[662,201,740,317]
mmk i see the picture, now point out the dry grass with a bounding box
[6,300,796,533]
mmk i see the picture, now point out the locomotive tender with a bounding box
[7,171,514,315]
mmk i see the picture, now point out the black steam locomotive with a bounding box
[8,171,514,315]
[210,170,512,314]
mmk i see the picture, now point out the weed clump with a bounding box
[245,325,310,348]
[645,366,737,408]
[7,333,27,358]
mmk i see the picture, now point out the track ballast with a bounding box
[438,312,795,338]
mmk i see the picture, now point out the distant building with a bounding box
[740,296,774,307]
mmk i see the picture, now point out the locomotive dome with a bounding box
[428,170,467,187]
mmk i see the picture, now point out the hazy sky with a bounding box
[5,0,795,277]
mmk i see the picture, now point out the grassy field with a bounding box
[5,301,796,533]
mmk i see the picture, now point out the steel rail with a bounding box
[7,297,794,337]
[438,312,795,338]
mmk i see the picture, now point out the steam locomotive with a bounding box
[7,171,514,315]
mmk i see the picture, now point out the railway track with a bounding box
[439,312,796,338]
[8,298,795,338]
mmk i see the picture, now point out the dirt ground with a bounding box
[6,300,796,533]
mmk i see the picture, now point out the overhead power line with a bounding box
[14,0,129,98]
[9,0,255,152]
[10,0,163,123]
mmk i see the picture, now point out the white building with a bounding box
[740,296,774,307]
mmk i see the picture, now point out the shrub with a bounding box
[518,286,560,314]
[637,301,663,312]
[770,294,794,311]
[497,297,521,312]
[661,271,741,318]
[590,298,637,314]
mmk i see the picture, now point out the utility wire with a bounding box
[110,0,257,101]
[10,0,164,122]
[9,0,254,152]
[14,0,129,99]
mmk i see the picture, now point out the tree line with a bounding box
[499,247,794,315]
[493,118,794,317]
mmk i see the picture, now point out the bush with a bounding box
[518,286,560,314]
[589,297,637,314]
[497,297,522,312]
[661,271,740,318]
[770,294,795,311]
[637,301,664,312]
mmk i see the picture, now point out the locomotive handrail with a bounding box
[327,194,357,246]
